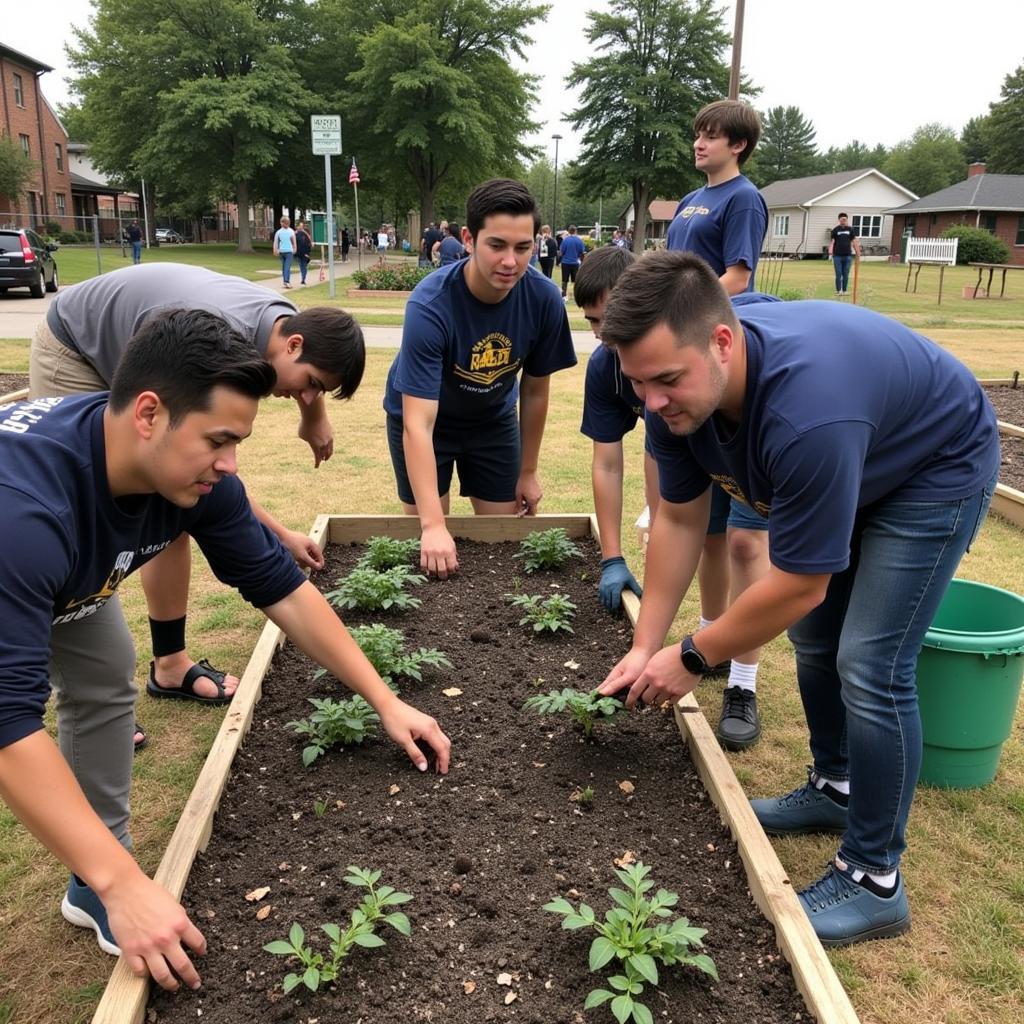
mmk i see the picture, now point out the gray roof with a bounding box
[70,171,123,196]
[0,43,54,74]
[759,168,916,207]
[885,174,1024,214]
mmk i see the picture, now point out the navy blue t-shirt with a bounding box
[438,235,465,266]
[645,298,999,574]
[384,262,577,425]
[559,234,586,266]
[0,394,306,749]
[666,174,767,288]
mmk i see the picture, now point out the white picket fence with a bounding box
[906,237,959,264]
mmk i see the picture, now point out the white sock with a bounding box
[699,616,715,631]
[812,772,850,795]
[726,661,757,693]
[837,857,897,890]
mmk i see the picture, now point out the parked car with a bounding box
[155,228,183,244]
[0,227,59,298]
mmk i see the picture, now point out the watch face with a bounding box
[680,642,706,675]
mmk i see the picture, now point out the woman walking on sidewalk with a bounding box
[295,220,313,285]
[273,216,297,289]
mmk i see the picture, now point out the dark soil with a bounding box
[999,435,1024,492]
[149,538,808,1024]
[984,383,1024,428]
[0,372,28,396]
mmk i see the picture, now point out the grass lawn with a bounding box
[0,256,1022,1023]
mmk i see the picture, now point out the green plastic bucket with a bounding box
[917,579,1024,788]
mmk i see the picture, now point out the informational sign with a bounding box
[311,115,342,156]
[309,212,330,246]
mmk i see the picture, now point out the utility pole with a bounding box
[551,134,563,231]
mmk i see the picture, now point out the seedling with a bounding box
[571,785,595,807]
[515,527,582,573]
[524,687,622,737]
[508,593,577,634]
[313,799,328,818]
[263,866,413,994]
[349,623,451,690]
[325,565,425,612]
[357,535,420,571]
[287,695,380,766]
[544,861,718,1024]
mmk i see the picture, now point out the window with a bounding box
[1016,215,1024,246]
[851,214,882,238]
[981,213,998,234]
[55,193,66,217]
[13,73,24,107]
[772,214,789,237]
[54,143,63,172]
[19,134,30,156]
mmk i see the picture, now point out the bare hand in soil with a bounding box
[515,470,543,517]
[280,529,325,571]
[379,699,451,773]
[420,523,459,578]
[105,875,208,991]
[620,645,701,709]
[598,646,653,698]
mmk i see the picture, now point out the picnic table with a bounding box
[905,259,953,305]
[968,261,1024,299]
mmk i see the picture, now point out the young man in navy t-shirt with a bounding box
[828,213,861,295]
[557,224,587,300]
[0,310,450,985]
[599,251,998,947]
[384,178,577,578]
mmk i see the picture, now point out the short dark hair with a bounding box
[574,245,637,308]
[274,307,366,400]
[600,251,737,351]
[838,212,848,219]
[447,222,461,237]
[465,178,540,239]
[109,309,275,427]
[693,99,762,165]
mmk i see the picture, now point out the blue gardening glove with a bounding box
[599,556,642,614]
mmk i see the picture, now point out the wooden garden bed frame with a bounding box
[92,513,858,1023]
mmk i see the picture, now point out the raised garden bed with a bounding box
[0,373,29,402]
[93,515,858,1024]
[979,380,1024,529]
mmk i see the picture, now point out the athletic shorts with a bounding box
[386,410,521,505]
[707,483,768,535]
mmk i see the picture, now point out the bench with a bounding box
[905,237,960,305]
[968,261,1024,299]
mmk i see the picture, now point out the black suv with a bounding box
[0,228,59,297]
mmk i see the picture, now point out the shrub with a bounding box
[515,528,582,573]
[349,623,451,690]
[351,264,434,291]
[941,224,1011,265]
[325,565,425,612]
[287,695,380,766]
[357,535,420,571]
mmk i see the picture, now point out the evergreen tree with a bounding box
[746,105,819,187]
[985,64,1024,173]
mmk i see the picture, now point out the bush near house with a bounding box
[942,224,1011,265]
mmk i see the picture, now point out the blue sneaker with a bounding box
[61,876,121,955]
[799,862,911,947]
[750,768,848,835]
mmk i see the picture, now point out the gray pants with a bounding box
[50,597,138,850]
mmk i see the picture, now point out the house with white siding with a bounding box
[760,169,917,258]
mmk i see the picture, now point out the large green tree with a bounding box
[67,0,312,251]
[0,134,37,204]
[566,0,734,247]
[985,63,1024,173]
[818,139,890,175]
[745,105,819,186]
[960,115,991,167]
[883,124,965,197]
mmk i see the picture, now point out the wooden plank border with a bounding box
[93,513,857,1024]
[0,386,29,405]
[992,482,1024,530]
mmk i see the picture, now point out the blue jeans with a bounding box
[280,252,293,284]
[788,475,995,874]
[132,241,142,265]
[297,254,310,283]
[833,255,853,292]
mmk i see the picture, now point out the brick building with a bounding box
[0,42,70,227]
[886,163,1024,266]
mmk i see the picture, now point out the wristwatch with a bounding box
[679,634,710,676]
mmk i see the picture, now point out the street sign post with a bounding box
[311,116,342,297]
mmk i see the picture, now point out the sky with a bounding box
[3,0,1023,166]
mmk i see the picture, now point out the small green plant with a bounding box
[349,623,451,690]
[515,527,582,572]
[508,593,577,633]
[263,866,413,994]
[357,535,420,571]
[325,565,425,612]
[573,785,595,806]
[524,687,622,737]
[313,799,328,818]
[544,862,718,1024]
[287,695,380,766]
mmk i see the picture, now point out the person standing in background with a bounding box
[295,220,313,286]
[558,224,586,300]
[537,225,557,278]
[273,216,296,289]
[828,213,861,296]
[341,225,351,263]
[126,220,143,265]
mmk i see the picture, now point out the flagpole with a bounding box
[354,180,361,272]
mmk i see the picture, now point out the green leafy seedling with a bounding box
[524,687,622,737]
[349,623,451,691]
[325,565,425,612]
[264,866,413,994]
[287,695,380,766]
[515,527,582,573]
[544,862,718,1024]
[508,593,577,634]
[313,799,328,818]
[357,535,420,571]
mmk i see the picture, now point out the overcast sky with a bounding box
[4,1,1022,165]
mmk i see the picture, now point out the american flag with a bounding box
[348,159,360,185]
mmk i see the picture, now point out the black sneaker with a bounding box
[717,686,761,750]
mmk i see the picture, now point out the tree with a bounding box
[746,105,819,186]
[883,124,965,197]
[67,0,312,252]
[985,63,1024,173]
[566,0,734,248]
[960,115,990,166]
[818,140,889,175]
[323,0,544,228]
[0,134,37,204]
